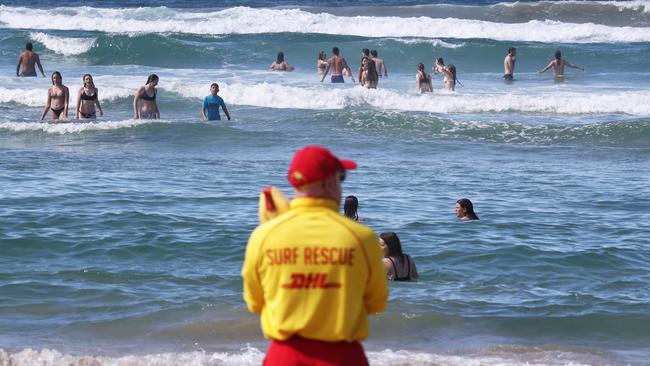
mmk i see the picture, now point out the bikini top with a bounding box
[418,72,430,84]
[140,89,156,101]
[80,89,97,101]
[387,255,412,281]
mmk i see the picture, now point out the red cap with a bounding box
[288,145,357,188]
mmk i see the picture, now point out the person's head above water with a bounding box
[210,83,219,95]
[344,195,359,220]
[554,50,562,60]
[82,74,95,88]
[508,47,516,56]
[287,145,356,205]
[26,42,33,51]
[455,198,479,220]
[276,52,285,64]
[417,63,426,72]
[362,48,370,57]
[379,232,404,258]
[146,74,159,86]
[51,71,62,85]
[332,47,340,56]
[371,50,378,57]
[436,57,445,66]
[318,51,326,61]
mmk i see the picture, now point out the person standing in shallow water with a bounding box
[416,63,433,93]
[41,71,69,121]
[379,232,418,281]
[16,42,45,77]
[538,50,583,79]
[76,74,103,120]
[456,198,479,221]
[270,52,294,72]
[133,74,160,119]
[201,83,230,122]
[321,47,355,83]
[242,145,387,366]
[503,47,516,82]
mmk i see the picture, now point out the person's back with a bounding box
[16,42,44,77]
[503,47,516,80]
[370,50,387,78]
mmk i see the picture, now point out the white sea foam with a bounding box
[29,32,96,56]
[384,38,466,49]
[0,347,604,366]
[0,119,168,134]
[1,5,649,43]
[4,82,650,116]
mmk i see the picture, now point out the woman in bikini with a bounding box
[133,74,160,119]
[359,57,378,89]
[379,232,418,281]
[434,58,457,91]
[316,51,328,75]
[270,52,294,72]
[41,71,69,121]
[76,74,103,120]
[416,63,433,93]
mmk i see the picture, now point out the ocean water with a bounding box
[1,1,650,365]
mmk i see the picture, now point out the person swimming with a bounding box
[379,232,418,281]
[416,63,433,93]
[76,74,103,119]
[455,198,479,221]
[270,52,294,72]
[343,195,359,221]
[40,71,69,121]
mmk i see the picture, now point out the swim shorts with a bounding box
[21,71,37,77]
[263,336,368,366]
[331,75,344,83]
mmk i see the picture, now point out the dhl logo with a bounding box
[282,273,341,289]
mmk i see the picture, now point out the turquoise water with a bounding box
[1,1,650,365]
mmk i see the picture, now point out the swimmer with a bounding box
[359,57,378,89]
[416,63,433,93]
[435,58,458,91]
[371,50,388,78]
[270,52,294,72]
[40,71,69,121]
[538,50,583,78]
[75,74,103,120]
[316,51,328,75]
[343,195,359,221]
[201,83,231,121]
[320,47,355,83]
[16,42,45,77]
[503,47,516,82]
[455,198,479,221]
[357,48,370,81]
[379,232,418,281]
[133,74,160,119]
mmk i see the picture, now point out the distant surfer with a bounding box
[538,50,583,79]
[133,74,160,119]
[40,71,69,121]
[16,42,45,77]
[320,47,355,83]
[503,47,516,82]
[270,52,294,72]
[76,74,103,120]
[201,83,231,122]
[371,50,388,78]
[242,145,387,366]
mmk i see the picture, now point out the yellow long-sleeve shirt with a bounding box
[242,197,388,342]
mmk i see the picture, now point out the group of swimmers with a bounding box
[341,195,479,282]
[17,41,583,121]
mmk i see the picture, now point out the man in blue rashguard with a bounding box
[201,83,231,121]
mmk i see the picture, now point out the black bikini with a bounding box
[387,256,412,281]
[80,89,97,101]
[51,107,64,118]
[140,89,156,101]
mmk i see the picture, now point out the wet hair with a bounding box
[276,51,285,64]
[508,47,516,54]
[318,51,326,61]
[448,64,458,85]
[51,71,62,85]
[146,74,159,85]
[371,49,378,57]
[436,57,445,66]
[417,63,429,82]
[82,73,95,88]
[417,63,425,72]
[362,48,370,57]
[554,50,562,60]
[332,47,340,56]
[380,232,405,262]
[366,58,378,82]
[210,82,219,89]
[26,42,33,51]
[343,195,358,220]
[457,198,479,220]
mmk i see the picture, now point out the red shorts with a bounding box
[263,336,368,366]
